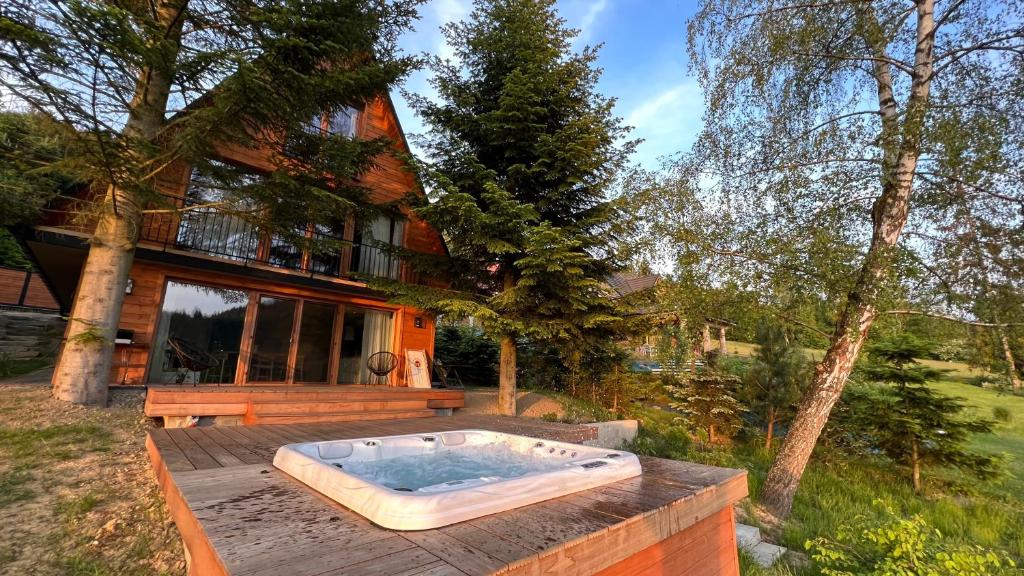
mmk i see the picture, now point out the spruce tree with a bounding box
[382,0,635,415]
[857,335,1000,491]
[741,324,809,450]
[1,0,419,404]
[667,369,744,445]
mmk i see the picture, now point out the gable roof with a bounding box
[605,272,660,299]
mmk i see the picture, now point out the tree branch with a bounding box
[883,309,1024,328]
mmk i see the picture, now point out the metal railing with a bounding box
[139,196,405,282]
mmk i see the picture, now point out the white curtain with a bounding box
[358,309,394,383]
[358,216,403,279]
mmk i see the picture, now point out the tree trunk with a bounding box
[498,335,517,416]
[765,408,776,451]
[1000,332,1021,393]
[759,0,936,518]
[51,0,187,405]
[911,439,921,492]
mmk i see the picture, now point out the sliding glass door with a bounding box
[248,296,296,382]
[295,302,335,383]
[338,306,395,384]
[148,281,247,384]
[149,280,396,385]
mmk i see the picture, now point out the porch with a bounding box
[145,385,466,426]
[147,415,747,576]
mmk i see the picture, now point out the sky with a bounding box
[392,0,704,169]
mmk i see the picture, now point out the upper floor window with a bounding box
[328,106,359,137]
[176,161,261,262]
[303,106,359,138]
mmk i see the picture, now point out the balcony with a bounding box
[138,196,407,283]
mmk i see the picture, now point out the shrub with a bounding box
[434,324,499,385]
[993,406,1012,423]
[807,500,1016,575]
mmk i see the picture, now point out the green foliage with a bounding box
[740,324,809,445]
[667,370,745,444]
[0,112,78,227]
[1,0,421,246]
[806,501,1016,576]
[434,323,499,386]
[849,335,1002,490]
[993,406,1012,424]
[0,228,31,270]
[380,0,642,372]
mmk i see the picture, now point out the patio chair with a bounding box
[366,351,399,387]
[167,337,220,385]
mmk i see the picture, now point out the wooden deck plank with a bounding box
[402,530,507,576]
[181,428,247,468]
[148,428,196,472]
[165,427,224,470]
[146,416,747,576]
[199,426,267,465]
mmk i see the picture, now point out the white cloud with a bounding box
[433,0,471,61]
[575,0,609,46]
[622,81,704,167]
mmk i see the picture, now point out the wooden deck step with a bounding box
[249,399,429,415]
[245,408,438,425]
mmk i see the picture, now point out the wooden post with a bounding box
[718,326,727,355]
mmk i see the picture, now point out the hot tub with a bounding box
[273,429,642,530]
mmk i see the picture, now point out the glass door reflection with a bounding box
[249,296,297,382]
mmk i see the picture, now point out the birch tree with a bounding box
[679,0,1024,517]
[0,0,420,404]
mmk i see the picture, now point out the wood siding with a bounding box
[0,267,60,310]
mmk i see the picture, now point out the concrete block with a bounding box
[582,419,638,449]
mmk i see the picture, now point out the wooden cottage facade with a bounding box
[24,96,453,414]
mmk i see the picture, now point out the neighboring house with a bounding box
[23,96,445,390]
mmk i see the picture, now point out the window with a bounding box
[353,215,405,279]
[148,281,248,384]
[327,106,359,137]
[176,162,260,261]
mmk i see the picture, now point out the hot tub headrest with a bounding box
[318,441,354,459]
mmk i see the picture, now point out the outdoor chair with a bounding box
[167,337,220,385]
[366,351,399,387]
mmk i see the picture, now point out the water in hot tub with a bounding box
[338,441,574,491]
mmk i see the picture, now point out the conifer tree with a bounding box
[1,0,420,404]
[741,324,809,450]
[667,368,744,445]
[855,335,1000,491]
[383,0,635,415]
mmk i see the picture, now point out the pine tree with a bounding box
[380,0,635,415]
[668,369,744,445]
[856,334,1000,491]
[1,0,419,404]
[741,324,808,450]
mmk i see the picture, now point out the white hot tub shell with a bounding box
[273,429,642,530]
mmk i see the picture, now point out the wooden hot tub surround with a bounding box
[146,414,748,576]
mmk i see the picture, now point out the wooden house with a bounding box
[23,95,464,424]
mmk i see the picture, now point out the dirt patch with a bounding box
[0,383,184,576]
[462,388,566,419]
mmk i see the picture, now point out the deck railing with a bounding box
[138,195,406,282]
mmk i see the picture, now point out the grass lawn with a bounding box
[0,383,183,575]
[0,357,53,379]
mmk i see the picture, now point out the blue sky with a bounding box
[393,0,704,169]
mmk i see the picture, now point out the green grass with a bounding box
[0,424,113,464]
[0,356,52,379]
[617,355,1024,574]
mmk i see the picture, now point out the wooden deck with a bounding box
[145,385,466,426]
[147,415,748,576]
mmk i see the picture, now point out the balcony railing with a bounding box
[138,197,405,282]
